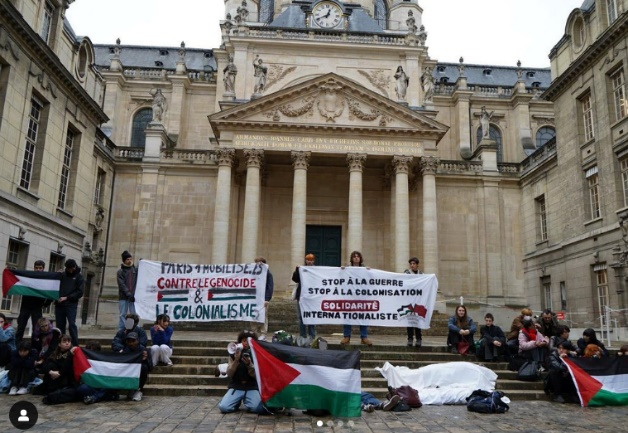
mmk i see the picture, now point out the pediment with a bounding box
[209,73,448,141]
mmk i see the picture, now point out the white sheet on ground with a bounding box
[375,361,497,405]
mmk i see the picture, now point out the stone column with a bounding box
[347,154,367,254]
[420,156,439,275]
[241,149,264,261]
[393,156,412,272]
[290,151,311,268]
[211,148,236,264]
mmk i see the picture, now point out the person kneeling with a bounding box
[218,331,265,414]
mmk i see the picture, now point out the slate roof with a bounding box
[93,45,218,72]
[433,63,551,88]
[580,0,595,11]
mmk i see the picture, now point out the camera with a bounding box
[241,349,251,358]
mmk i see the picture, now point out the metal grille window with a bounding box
[607,0,618,24]
[536,126,556,149]
[20,96,43,190]
[374,0,387,30]
[131,108,153,148]
[58,129,74,209]
[41,1,54,43]
[595,266,609,326]
[2,239,29,311]
[582,94,595,142]
[560,281,567,310]
[611,69,626,121]
[536,195,547,241]
[94,169,105,205]
[259,0,274,23]
[586,167,601,219]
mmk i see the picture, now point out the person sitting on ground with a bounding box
[112,313,148,352]
[518,318,549,364]
[150,314,174,367]
[218,330,266,414]
[0,313,16,369]
[7,340,38,396]
[547,341,578,403]
[121,332,152,402]
[32,318,61,371]
[535,308,560,338]
[548,325,577,356]
[34,334,76,403]
[76,340,120,404]
[477,313,505,362]
[618,344,628,356]
[446,305,476,354]
[360,391,401,412]
[576,328,609,357]
[506,307,533,355]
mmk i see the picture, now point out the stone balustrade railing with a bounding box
[162,149,216,162]
[520,140,557,175]
[115,147,144,159]
[439,160,483,173]
[245,28,409,46]
[497,162,520,173]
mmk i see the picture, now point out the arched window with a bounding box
[130,108,153,148]
[536,126,556,148]
[374,0,387,30]
[259,0,274,23]
[476,124,503,162]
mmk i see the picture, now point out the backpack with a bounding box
[466,389,509,414]
[517,360,541,381]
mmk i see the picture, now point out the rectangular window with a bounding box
[560,281,567,310]
[2,239,29,311]
[57,128,74,209]
[20,96,43,190]
[536,195,548,241]
[607,0,618,24]
[541,277,552,311]
[94,169,106,205]
[612,69,626,121]
[586,167,601,219]
[621,158,628,207]
[595,266,609,326]
[582,94,595,142]
[40,1,54,43]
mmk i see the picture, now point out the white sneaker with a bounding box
[132,390,143,401]
[258,334,267,341]
[9,386,18,396]
[16,387,28,395]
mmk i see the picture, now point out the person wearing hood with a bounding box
[117,250,138,330]
[55,259,84,347]
[32,317,62,368]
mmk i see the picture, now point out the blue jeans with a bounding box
[297,302,316,338]
[118,300,137,330]
[361,392,381,406]
[218,388,264,414]
[55,302,79,346]
[344,324,368,339]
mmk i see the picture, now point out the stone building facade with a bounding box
[5,0,620,333]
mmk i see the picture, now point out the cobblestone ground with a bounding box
[1,395,627,433]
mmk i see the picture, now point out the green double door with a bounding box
[305,225,342,267]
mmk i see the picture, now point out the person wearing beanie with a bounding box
[55,259,84,347]
[117,250,138,330]
[404,257,423,349]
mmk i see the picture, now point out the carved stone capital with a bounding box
[392,156,413,175]
[347,153,367,172]
[420,156,439,175]
[215,148,236,167]
[291,151,311,170]
[243,149,264,168]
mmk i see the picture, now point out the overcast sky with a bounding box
[66,0,584,67]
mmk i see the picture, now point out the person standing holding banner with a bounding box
[404,257,423,348]
[340,251,372,346]
[117,251,137,330]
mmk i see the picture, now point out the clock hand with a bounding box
[324,9,331,19]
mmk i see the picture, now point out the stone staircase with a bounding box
[83,300,548,401]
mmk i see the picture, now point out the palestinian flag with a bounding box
[73,347,143,390]
[2,268,60,300]
[249,339,361,417]
[563,355,628,407]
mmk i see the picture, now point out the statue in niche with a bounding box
[150,88,167,123]
[253,56,268,95]
[417,25,427,46]
[236,0,249,23]
[480,106,494,140]
[394,66,409,102]
[223,55,237,94]
[406,11,418,33]
[421,66,435,103]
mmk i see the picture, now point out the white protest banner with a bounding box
[299,266,437,328]
[136,260,267,323]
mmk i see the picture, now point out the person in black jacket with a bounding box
[478,313,506,362]
[7,340,38,395]
[15,260,47,344]
[117,251,138,330]
[292,253,316,346]
[547,341,578,403]
[55,259,84,347]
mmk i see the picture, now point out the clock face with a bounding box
[313,2,343,29]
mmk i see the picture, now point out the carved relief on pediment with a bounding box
[266,65,297,90]
[357,69,390,97]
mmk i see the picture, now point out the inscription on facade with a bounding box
[233,134,423,156]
